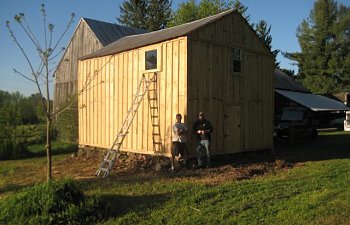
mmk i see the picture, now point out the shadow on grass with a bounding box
[274,133,350,163]
[0,183,31,196]
[98,193,169,219]
[202,132,350,168]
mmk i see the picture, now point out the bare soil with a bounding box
[52,148,297,184]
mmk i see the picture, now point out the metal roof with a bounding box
[276,89,350,112]
[81,9,236,60]
[274,68,310,93]
[83,18,147,46]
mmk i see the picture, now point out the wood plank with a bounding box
[165,41,173,151]
[132,50,138,151]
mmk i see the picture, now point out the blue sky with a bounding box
[0,0,349,96]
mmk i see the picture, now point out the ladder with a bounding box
[148,75,162,153]
[96,73,156,177]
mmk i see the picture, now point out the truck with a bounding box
[344,111,350,131]
[274,107,318,141]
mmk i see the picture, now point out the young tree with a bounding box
[6,4,75,181]
[285,0,350,94]
[255,20,280,67]
[118,0,172,31]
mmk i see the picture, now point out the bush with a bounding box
[55,106,78,143]
[0,179,107,225]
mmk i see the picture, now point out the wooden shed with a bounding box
[78,10,275,157]
[53,18,146,111]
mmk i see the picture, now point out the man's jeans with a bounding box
[196,140,210,166]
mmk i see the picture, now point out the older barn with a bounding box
[78,10,275,157]
[54,18,146,111]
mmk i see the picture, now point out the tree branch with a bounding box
[13,69,36,83]
[51,13,75,53]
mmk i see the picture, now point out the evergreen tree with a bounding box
[255,20,280,67]
[118,0,148,29]
[118,0,172,31]
[147,0,172,31]
[285,0,350,94]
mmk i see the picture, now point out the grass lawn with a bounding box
[0,131,349,224]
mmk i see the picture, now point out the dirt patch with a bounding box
[52,149,297,184]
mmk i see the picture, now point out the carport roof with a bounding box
[276,89,350,112]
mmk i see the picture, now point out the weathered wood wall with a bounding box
[54,20,103,111]
[186,12,274,155]
[78,37,187,156]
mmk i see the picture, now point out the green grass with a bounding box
[0,131,349,224]
[28,141,77,156]
[81,158,349,225]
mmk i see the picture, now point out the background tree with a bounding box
[118,0,148,29]
[168,0,250,27]
[118,0,172,31]
[6,4,75,181]
[285,0,350,94]
[255,20,280,67]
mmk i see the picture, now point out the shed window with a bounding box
[233,48,241,73]
[145,50,157,70]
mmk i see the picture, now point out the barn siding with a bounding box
[78,37,188,156]
[187,12,274,155]
[54,20,103,112]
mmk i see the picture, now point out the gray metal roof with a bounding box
[274,68,310,93]
[83,18,147,46]
[276,89,349,111]
[81,10,236,60]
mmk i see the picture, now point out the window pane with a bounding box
[233,48,241,73]
[145,50,157,70]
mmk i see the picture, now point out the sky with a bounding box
[0,0,349,96]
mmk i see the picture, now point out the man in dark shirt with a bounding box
[192,112,213,168]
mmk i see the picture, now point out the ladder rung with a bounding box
[152,124,159,126]
[99,167,109,172]
[149,98,157,100]
[153,142,162,144]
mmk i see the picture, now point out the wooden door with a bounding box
[223,105,241,153]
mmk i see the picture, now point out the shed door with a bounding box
[223,105,241,153]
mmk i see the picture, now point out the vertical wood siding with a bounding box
[78,37,188,156]
[54,20,103,112]
[187,13,274,155]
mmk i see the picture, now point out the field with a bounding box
[0,131,350,224]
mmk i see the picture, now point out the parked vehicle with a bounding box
[344,111,350,131]
[274,107,318,141]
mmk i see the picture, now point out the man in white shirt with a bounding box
[171,114,188,170]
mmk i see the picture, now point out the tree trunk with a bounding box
[46,117,52,181]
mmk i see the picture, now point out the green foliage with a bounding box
[168,0,250,28]
[286,0,350,94]
[0,179,106,225]
[0,90,45,124]
[0,104,30,160]
[118,0,172,31]
[118,0,148,29]
[55,104,78,143]
[254,20,280,67]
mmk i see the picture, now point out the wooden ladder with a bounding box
[96,73,156,178]
[147,74,163,153]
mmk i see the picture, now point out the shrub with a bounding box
[54,105,78,143]
[0,179,107,225]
